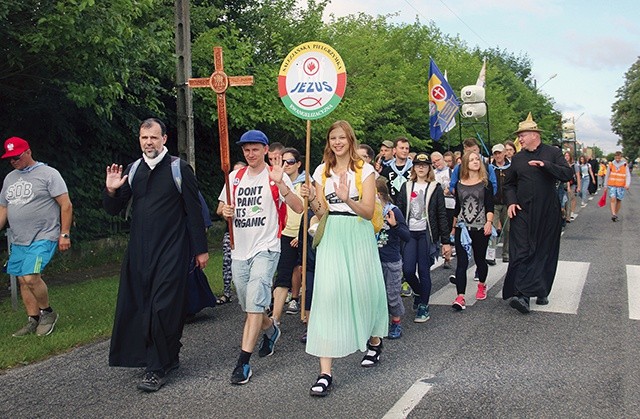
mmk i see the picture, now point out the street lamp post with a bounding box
[535,73,558,91]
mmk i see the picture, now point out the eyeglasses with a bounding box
[10,152,25,162]
[283,158,298,166]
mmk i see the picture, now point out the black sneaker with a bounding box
[137,371,166,392]
[258,321,281,357]
[230,363,252,385]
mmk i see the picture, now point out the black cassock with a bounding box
[103,154,207,372]
[502,144,573,299]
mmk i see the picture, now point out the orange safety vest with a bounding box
[607,162,627,187]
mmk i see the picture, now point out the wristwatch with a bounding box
[60,233,70,239]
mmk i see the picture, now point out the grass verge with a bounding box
[0,251,225,371]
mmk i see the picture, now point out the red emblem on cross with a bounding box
[431,85,447,101]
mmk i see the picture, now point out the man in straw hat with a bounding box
[502,113,574,313]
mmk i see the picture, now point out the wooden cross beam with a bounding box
[189,46,254,249]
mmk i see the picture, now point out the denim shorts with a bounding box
[608,186,626,200]
[7,240,58,276]
[232,250,280,313]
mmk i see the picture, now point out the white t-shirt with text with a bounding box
[219,166,293,260]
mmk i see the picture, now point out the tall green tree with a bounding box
[611,57,640,161]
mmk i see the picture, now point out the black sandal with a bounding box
[309,374,332,397]
[361,340,383,367]
[216,295,232,305]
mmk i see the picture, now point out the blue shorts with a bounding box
[232,250,280,313]
[7,240,58,276]
[608,187,626,200]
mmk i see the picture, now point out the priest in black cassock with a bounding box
[103,118,209,391]
[502,113,573,314]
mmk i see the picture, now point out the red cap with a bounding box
[2,137,30,159]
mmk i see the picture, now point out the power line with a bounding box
[403,0,492,48]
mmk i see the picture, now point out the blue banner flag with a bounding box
[428,58,460,141]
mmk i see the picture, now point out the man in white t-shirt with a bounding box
[219,130,303,385]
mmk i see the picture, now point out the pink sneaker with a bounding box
[452,295,466,311]
[476,283,487,300]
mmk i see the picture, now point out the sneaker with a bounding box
[581,203,587,208]
[12,317,39,337]
[285,299,300,315]
[258,320,281,357]
[400,282,412,297]
[443,261,452,269]
[137,371,167,392]
[388,323,402,339]
[414,304,430,323]
[230,363,252,385]
[473,275,479,282]
[36,310,59,336]
[476,283,487,300]
[612,215,618,222]
[452,295,466,311]
[449,274,456,285]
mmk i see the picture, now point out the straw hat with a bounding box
[513,112,543,135]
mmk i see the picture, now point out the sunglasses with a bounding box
[10,152,25,162]
[283,158,298,165]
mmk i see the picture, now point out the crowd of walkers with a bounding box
[89,115,631,394]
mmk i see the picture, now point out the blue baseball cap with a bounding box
[236,130,269,146]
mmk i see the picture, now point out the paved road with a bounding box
[2,178,640,418]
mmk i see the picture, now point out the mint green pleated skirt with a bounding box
[306,214,389,358]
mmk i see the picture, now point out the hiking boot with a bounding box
[137,371,167,392]
[400,282,412,297]
[414,304,430,323]
[36,310,59,336]
[12,317,39,337]
[388,323,402,339]
[285,299,299,315]
[452,295,466,311]
[230,363,252,385]
[258,320,281,357]
[476,283,487,300]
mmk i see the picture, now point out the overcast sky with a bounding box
[299,0,640,153]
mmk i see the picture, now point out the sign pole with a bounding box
[300,119,312,321]
[278,41,347,324]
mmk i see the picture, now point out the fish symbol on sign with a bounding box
[298,97,322,108]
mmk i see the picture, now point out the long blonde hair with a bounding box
[460,151,488,186]
[323,120,362,177]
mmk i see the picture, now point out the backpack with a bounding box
[126,156,182,219]
[233,166,287,238]
[321,163,384,233]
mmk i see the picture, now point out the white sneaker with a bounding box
[581,203,587,208]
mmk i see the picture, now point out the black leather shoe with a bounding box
[536,296,549,305]
[509,296,530,314]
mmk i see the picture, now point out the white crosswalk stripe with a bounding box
[428,260,589,314]
[626,265,640,320]
[430,260,508,307]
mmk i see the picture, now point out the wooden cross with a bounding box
[189,46,254,248]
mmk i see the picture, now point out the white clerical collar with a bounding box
[143,146,168,170]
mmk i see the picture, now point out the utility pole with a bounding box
[175,0,195,169]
